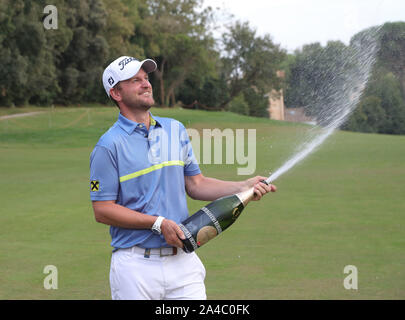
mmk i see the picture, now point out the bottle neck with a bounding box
[235,187,255,207]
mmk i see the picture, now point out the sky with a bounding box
[203,0,405,52]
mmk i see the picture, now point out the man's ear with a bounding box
[109,87,121,102]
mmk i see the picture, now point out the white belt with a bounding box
[124,246,179,257]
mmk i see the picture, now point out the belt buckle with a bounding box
[159,247,177,257]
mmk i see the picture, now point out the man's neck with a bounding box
[120,106,151,130]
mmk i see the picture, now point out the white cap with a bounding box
[102,56,157,97]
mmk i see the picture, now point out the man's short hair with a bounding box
[111,82,122,108]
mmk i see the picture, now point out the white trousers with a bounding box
[110,246,207,300]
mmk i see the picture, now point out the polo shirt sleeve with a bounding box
[89,145,119,201]
[179,122,201,176]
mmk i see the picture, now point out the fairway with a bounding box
[0,106,404,299]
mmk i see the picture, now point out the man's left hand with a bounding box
[244,176,277,201]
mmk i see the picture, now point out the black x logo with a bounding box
[91,180,99,191]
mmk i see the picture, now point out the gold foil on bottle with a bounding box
[235,187,255,207]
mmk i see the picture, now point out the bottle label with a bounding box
[201,206,223,234]
[196,226,218,247]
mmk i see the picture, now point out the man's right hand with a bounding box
[161,219,185,249]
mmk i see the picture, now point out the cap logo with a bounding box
[108,77,115,86]
[118,57,137,70]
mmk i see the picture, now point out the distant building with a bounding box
[284,108,316,124]
[267,70,285,121]
[268,89,285,121]
[267,70,316,124]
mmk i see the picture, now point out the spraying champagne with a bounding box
[180,179,273,253]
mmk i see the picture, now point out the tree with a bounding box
[177,74,230,110]
[242,87,269,117]
[344,72,405,134]
[227,93,249,115]
[343,96,386,133]
[378,22,405,98]
[284,40,351,125]
[102,0,140,60]
[371,72,405,134]
[135,0,217,107]
[57,0,109,104]
[0,0,71,106]
[284,42,323,109]
[219,21,286,109]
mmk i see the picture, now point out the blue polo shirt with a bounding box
[90,112,200,250]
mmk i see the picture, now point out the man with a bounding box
[90,56,276,300]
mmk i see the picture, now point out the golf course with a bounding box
[0,106,404,299]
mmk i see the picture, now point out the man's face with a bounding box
[116,68,154,110]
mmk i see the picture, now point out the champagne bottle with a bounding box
[180,181,269,253]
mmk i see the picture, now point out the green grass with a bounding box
[0,105,404,299]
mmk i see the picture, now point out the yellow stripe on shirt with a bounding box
[119,160,184,183]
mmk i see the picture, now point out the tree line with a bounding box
[1,0,404,135]
[0,0,285,119]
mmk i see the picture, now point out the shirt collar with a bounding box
[117,112,161,134]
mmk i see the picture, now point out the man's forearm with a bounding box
[186,176,246,201]
[92,201,156,229]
